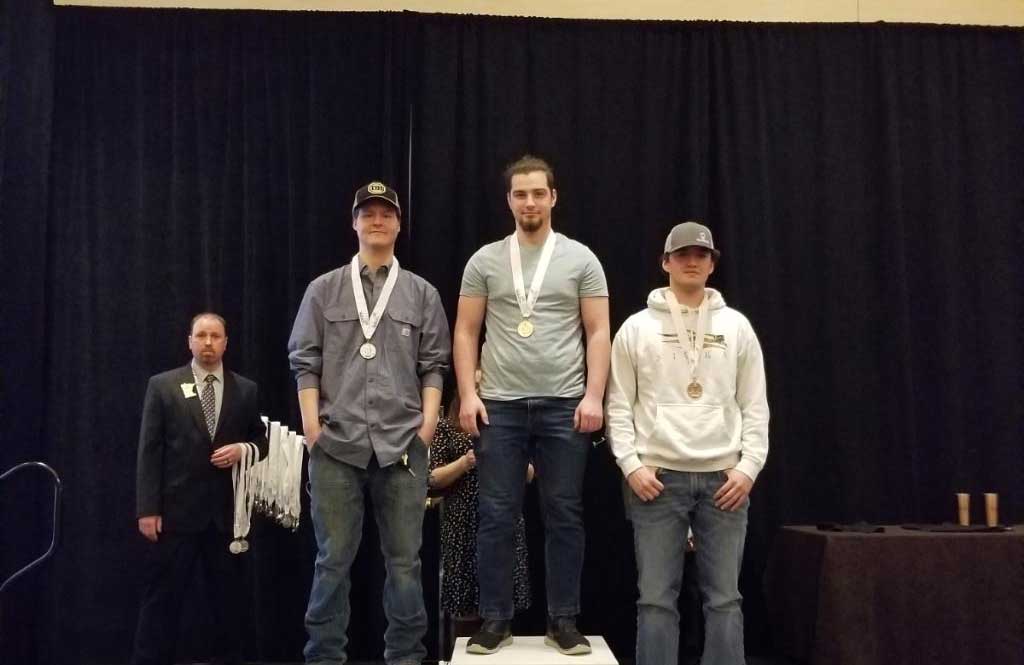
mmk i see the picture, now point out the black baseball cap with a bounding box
[352,181,401,216]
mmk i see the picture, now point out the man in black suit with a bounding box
[131,312,268,665]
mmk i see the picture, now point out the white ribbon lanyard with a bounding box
[350,254,401,347]
[664,289,708,391]
[230,443,257,554]
[509,231,557,333]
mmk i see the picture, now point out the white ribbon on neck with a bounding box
[664,289,709,383]
[509,231,557,320]
[350,254,401,343]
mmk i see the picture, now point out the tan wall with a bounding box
[52,0,1024,26]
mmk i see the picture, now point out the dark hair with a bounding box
[445,393,462,425]
[189,312,227,335]
[662,246,720,267]
[503,155,555,192]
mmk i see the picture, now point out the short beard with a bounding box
[517,217,543,234]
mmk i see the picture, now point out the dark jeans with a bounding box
[130,524,245,665]
[475,397,589,620]
[304,444,429,665]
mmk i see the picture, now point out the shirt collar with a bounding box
[358,257,393,277]
[191,360,224,385]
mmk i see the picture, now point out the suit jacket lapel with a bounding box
[215,371,236,443]
[178,364,213,442]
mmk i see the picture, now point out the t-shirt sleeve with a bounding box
[579,247,609,297]
[460,249,489,297]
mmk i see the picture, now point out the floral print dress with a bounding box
[430,417,531,617]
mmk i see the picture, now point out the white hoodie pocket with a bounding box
[653,403,729,454]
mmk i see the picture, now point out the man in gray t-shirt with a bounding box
[454,155,610,656]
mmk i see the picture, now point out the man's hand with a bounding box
[303,424,322,450]
[627,466,664,502]
[573,394,604,433]
[417,421,437,448]
[714,468,753,511]
[459,393,489,437]
[210,443,242,468]
[138,515,162,542]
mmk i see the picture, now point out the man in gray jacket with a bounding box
[288,181,451,665]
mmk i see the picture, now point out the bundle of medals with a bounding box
[245,417,305,532]
[230,442,259,554]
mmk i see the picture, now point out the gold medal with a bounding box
[686,380,703,399]
[359,342,377,359]
[517,319,534,338]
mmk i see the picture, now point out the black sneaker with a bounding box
[545,616,591,655]
[466,619,513,654]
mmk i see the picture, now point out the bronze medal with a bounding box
[686,380,703,399]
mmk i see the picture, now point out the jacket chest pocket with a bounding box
[322,305,360,357]
[386,307,422,354]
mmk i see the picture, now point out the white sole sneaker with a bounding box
[466,634,513,654]
[544,635,592,655]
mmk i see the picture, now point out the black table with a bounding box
[764,525,1024,665]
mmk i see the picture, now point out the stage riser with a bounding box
[447,636,618,665]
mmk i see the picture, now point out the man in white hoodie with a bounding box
[606,221,769,665]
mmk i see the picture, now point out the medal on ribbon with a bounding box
[665,289,709,400]
[230,442,257,554]
[509,231,557,339]
[350,254,401,360]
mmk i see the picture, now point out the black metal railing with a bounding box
[0,462,63,593]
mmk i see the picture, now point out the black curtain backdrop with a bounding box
[408,14,1024,654]
[2,4,1023,664]
[1,0,57,663]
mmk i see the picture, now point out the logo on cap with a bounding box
[697,231,709,243]
[367,182,387,194]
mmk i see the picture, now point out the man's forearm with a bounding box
[297,387,320,437]
[453,330,480,399]
[583,329,611,400]
[419,385,442,444]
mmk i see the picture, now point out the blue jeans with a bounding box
[476,397,589,620]
[304,443,428,665]
[627,470,748,665]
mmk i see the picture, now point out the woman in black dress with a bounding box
[429,399,532,623]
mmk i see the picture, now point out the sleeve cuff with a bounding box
[617,453,643,478]
[421,372,444,391]
[296,373,321,391]
[734,458,761,484]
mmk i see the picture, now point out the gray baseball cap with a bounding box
[664,221,721,260]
